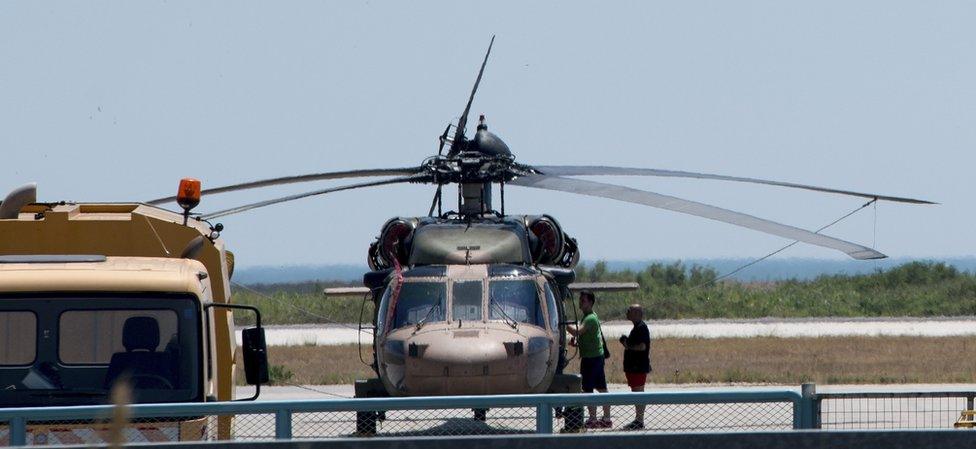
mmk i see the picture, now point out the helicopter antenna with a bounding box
[448,35,495,156]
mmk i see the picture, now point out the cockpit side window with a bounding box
[452,281,483,321]
[543,283,560,331]
[489,279,545,328]
[376,287,392,336]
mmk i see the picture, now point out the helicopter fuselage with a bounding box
[362,215,579,397]
[374,264,561,396]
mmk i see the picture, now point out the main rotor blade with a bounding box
[201,175,426,220]
[531,165,934,205]
[147,167,423,205]
[510,174,885,260]
[450,35,495,155]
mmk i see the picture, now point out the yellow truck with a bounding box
[0,182,268,444]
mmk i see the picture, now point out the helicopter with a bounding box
[147,37,931,428]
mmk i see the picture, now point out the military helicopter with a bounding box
[147,37,931,425]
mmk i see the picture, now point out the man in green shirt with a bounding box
[567,290,611,429]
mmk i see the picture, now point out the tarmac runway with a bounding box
[238,383,976,400]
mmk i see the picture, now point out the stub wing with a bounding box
[323,287,372,297]
[567,282,640,292]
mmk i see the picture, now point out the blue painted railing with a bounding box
[0,389,807,446]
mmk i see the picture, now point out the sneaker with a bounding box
[598,418,613,428]
[622,420,644,431]
[584,418,601,429]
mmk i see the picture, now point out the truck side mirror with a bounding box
[241,327,269,385]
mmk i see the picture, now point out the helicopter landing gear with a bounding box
[560,407,585,433]
[354,378,389,437]
[548,373,585,433]
[473,408,488,421]
[355,411,379,436]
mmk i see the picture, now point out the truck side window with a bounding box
[0,311,36,365]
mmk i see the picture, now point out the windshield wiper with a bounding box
[415,299,443,331]
[490,297,518,329]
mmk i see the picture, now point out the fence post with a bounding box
[535,402,552,434]
[536,402,553,434]
[799,383,817,429]
[275,409,293,439]
[9,417,26,446]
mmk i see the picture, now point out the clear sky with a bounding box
[1,1,971,267]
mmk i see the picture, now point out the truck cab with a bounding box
[0,256,220,407]
[0,183,268,443]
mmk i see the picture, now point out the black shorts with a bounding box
[580,356,607,392]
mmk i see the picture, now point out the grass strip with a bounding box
[232,262,976,325]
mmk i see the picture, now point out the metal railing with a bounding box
[817,390,976,429]
[0,389,803,445]
[3,385,974,445]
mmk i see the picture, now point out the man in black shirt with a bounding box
[619,304,651,430]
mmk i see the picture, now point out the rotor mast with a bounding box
[447,37,501,217]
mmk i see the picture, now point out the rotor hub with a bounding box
[467,115,512,158]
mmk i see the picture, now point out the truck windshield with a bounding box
[0,294,201,407]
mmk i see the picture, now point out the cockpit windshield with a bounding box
[452,281,483,321]
[390,282,446,329]
[489,279,545,327]
[0,294,201,407]
[380,275,550,332]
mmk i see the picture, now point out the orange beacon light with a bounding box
[177,178,201,224]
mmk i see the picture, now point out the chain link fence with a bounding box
[4,387,975,445]
[0,390,802,445]
[293,407,538,438]
[0,414,277,445]
[545,400,795,434]
[818,392,976,429]
[289,401,795,437]
[0,418,197,445]
[641,402,794,432]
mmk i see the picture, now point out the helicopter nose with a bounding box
[413,335,521,374]
[401,331,530,394]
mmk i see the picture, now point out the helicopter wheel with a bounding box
[355,411,378,437]
[473,408,488,421]
[560,406,585,433]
